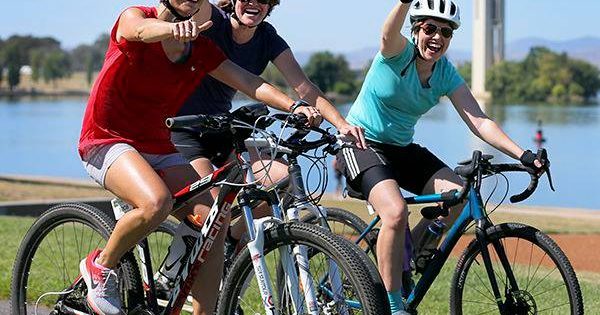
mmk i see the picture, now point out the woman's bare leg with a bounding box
[368,179,409,291]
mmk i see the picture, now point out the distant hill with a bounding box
[294,36,600,70]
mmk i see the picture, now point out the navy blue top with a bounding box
[178,5,290,115]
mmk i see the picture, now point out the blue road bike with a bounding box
[342,149,583,314]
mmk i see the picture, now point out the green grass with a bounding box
[2,212,600,314]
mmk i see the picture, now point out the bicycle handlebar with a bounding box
[166,109,353,157]
[454,148,553,204]
[165,114,231,131]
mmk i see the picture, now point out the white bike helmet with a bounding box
[409,0,461,29]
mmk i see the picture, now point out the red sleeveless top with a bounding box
[79,6,227,156]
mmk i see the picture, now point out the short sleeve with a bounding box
[262,23,290,61]
[377,37,415,67]
[441,59,466,96]
[112,6,155,55]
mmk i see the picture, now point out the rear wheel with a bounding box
[450,223,583,315]
[301,207,378,261]
[10,203,144,315]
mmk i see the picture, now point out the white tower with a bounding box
[471,0,505,102]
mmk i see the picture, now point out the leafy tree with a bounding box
[41,51,71,86]
[0,38,4,88]
[3,43,22,91]
[457,62,471,87]
[304,51,356,95]
[487,46,600,104]
[29,50,44,82]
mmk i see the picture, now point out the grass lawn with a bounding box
[2,198,599,313]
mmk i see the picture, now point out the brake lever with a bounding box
[537,148,555,192]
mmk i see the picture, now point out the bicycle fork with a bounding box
[240,203,321,315]
[475,223,521,315]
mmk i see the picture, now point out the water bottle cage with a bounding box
[415,248,439,274]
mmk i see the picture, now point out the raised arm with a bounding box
[273,49,366,148]
[381,1,412,58]
[116,7,212,43]
[449,84,525,159]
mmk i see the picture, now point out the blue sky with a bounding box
[2,1,598,52]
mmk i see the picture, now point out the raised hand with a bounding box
[172,20,213,42]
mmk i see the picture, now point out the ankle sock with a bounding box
[388,290,405,312]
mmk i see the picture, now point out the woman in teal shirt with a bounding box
[336,1,541,313]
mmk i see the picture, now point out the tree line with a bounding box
[0,34,108,91]
[2,34,598,104]
[459,47,600,104]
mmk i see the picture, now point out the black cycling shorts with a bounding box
[170,130,234,167]
[335,141,448,200]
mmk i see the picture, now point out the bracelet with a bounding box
[289,100,310,113]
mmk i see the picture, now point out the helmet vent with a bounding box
[440,0,446,13]
[427,0,434,10]
[450,3,457,15]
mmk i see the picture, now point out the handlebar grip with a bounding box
[509,173,539,203]
[165,115,208,129]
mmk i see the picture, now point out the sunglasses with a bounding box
[421,23,454,39]
[239,0,272,5]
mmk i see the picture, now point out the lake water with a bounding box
[1,97,599,210]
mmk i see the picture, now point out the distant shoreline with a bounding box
[0,89,88,98]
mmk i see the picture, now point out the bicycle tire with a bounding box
[301,207,378,261]
[449,222,583,315]
[10,202,144,315]
[216,222,389,315]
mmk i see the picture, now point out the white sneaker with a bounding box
[79,249,123,315]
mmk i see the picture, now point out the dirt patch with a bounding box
[452,234,600,273]
[0,179,111,202]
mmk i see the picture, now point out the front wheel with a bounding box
[450,223,583,315]
[216,222,389,315]
[10,203,144,315]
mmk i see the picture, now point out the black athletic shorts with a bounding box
[170,130,234,167]
[335,141,447,200]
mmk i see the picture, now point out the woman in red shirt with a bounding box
[77,1,320,314]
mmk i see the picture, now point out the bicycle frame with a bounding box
[349,186,518,313]
[112,156,246,314]
[115,139,339,315]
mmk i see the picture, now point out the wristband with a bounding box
[519,150,537,167]
[289,99,310,113]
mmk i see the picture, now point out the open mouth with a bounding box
[426,41,442,54]
[243,8,262,16]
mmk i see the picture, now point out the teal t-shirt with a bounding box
[347,41,465,146]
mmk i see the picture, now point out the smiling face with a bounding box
[234,0,270,27]
[414,18,453,62]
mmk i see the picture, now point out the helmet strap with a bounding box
[160,0,199,21]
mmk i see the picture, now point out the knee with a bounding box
[138,193,174,226]
[379,203,409,231]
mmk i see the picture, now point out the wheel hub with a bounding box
[505,289,537,315]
